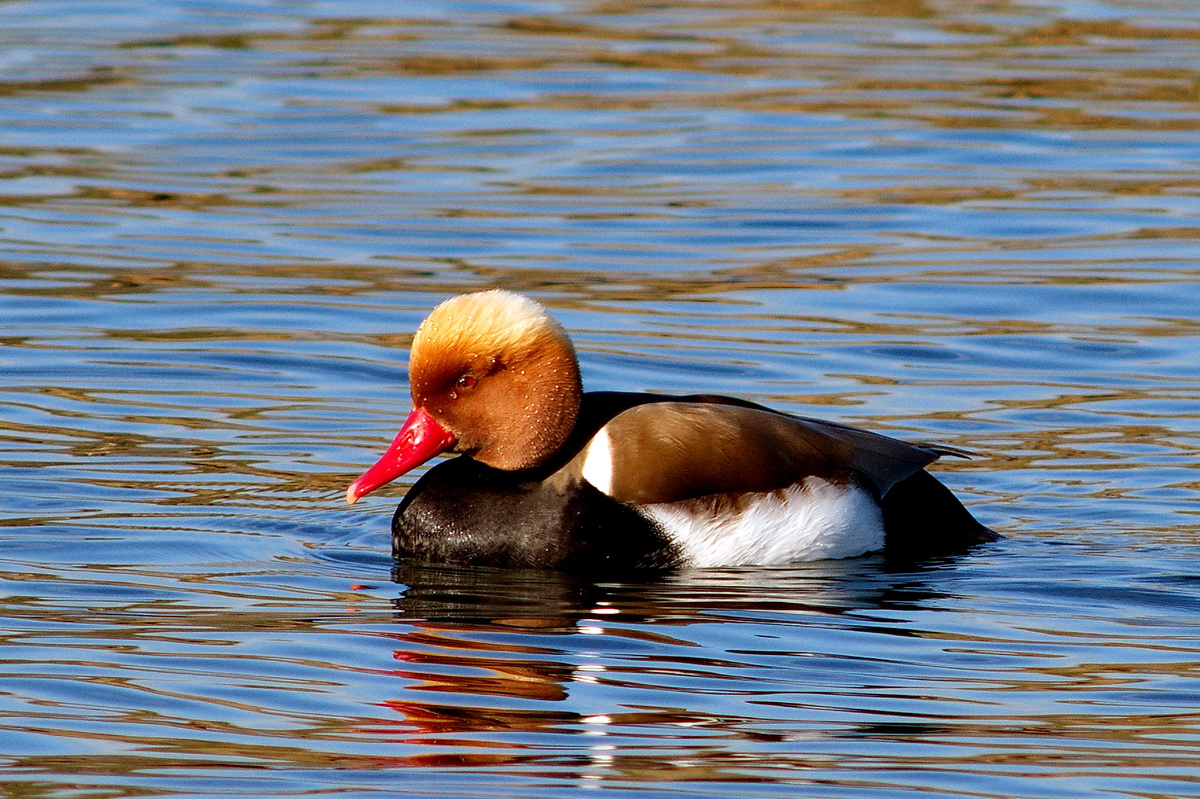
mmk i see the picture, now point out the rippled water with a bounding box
[2,1,1200,796]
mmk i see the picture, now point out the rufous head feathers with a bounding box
[407,290,583,471]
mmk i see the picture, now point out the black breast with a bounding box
[391,455,680,573]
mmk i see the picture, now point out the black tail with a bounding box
[880,470,999,561]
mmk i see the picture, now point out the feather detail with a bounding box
[571,401,937,504]
[638,477,885,566]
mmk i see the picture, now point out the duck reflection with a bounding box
[374,556,975,755]
[369,564,615,763]
[390,562,611,630]
[391,555,964,626]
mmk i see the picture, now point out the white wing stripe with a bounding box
[579,427,614,495]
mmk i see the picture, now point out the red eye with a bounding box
[456,375,477,390]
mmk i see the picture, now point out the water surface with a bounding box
[2,1,1199,797]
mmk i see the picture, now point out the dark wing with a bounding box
[573,401,940,505]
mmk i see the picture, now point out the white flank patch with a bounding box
[638,477,885,567]
[579,427,614,495]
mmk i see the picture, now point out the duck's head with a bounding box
[346,290,583,504]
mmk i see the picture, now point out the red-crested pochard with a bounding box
[347,290,997,572]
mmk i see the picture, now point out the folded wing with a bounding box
[571,401,941,505]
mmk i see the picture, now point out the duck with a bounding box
[346,290,997,572]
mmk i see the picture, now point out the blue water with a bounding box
[2,1,1200,797]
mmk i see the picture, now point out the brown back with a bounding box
[576,402,940,504]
